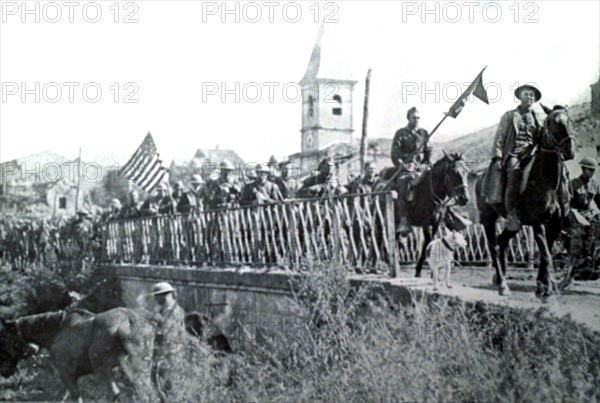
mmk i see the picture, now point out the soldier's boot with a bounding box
[505,169,521,231]
[398,216,411,237]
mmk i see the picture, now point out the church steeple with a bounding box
[300,24,357,153]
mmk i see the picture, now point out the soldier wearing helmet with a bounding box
[275,161,300,199]
[150,281,186,397]
[348,162,379,194]
[267,155,280,182]
[101,198,122,222]
[141,182,177,216]
[571,157,600,219]
[177,174,204,213]
[121,190,143,219]
[298,157,347,198]
[203,160,242,210]
[170,180,194,214]
[240,163,283,206]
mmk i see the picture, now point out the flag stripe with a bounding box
[138,158,162,189]
[122,132,167,192]
[122,133,152,174]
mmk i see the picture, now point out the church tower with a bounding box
[299,25,357,152]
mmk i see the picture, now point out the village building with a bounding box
[288,25,391,181]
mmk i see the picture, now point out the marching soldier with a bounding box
[267,155,280,182]
[203,160,242,210]
[348,162,379,194]
[571,157,600,219]
[102,199,122,222]
[121,190,143,219]
[298,157,347,198]
[141,183,177,216]
[391,107,433,235]
[150,282,186,398]
[172,181,196,214]
[240,164,284,206]
[275,161,300,199]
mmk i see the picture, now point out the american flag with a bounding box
[121,132,168,192]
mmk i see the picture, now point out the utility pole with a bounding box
[360,69,372,175]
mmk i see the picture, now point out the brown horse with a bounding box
[0,307,156,400]
[475,105,576,299]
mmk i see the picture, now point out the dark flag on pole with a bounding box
[121,132,169,192]
[447,66,489,118]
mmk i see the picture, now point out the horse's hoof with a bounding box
[499,285,511,296]
[415,272,422,278]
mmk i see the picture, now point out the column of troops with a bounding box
[107,157,382,221]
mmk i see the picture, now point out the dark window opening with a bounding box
[332,95,342,115]
[308,96,314,117]
[59,197,67,209]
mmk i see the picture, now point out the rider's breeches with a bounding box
[504,156,521,212]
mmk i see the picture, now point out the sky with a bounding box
[1,0,599,167]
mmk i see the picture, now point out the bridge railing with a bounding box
[100,191,400,276]
[400,224,537,267]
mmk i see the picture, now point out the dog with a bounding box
[425,231,467,290]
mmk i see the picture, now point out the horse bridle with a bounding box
[428,159,468,208]
[540,110,576,154]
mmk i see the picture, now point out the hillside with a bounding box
[434,102,599,163]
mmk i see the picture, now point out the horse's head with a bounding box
[541,104,576,161]
[435,151,470,206]
[0,318,32,378]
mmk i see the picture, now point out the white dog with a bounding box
[425,231,467,290]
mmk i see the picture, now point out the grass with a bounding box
[1,263,600,402]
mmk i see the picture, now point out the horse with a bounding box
[0,307,156,401]
[475,105,576,299]
[376,152,471,277]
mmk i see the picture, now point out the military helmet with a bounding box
[580,157,598,170]
[220,160,235,171]
[77,209,89,216]
[257,163,270,174]
[190,174,203,184]
[268,155,279,166]
[173,181,185,190]
[514,84,542,102]
[109,199,122,208]
[151,282,175,295]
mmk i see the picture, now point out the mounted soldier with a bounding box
[298,157,347,198]
[203,160,242,210]
[391,107,433,236]
[483,84,545,230]
[240,164,283,206]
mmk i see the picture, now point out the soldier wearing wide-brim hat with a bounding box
[486,83,544,230]
[570,157,600,215]
[203,160,241,209]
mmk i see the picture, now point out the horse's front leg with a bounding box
[532,223,556,301]
[415,226,432,277]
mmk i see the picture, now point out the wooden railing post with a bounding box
[385,191,399,277]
